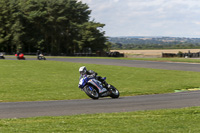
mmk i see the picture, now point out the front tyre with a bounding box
[38,56,42,60]
[83,85,99,99]
[109,85,120,98]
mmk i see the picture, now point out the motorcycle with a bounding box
[38,54,46,60]
[15,53,25,60]
[78,75,120,99]
[0,53,5,59]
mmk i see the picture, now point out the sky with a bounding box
[79,0,200,38]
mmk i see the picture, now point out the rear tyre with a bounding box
[109,85,120,98]
[84,85,99,99]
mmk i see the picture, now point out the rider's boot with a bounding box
[103,81,110,90]
[100,77,111,90]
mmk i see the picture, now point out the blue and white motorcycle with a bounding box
[78,75,120,99]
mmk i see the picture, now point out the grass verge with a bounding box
[123,57,200,63]
[0,107,200,133]
[1,60,200,102]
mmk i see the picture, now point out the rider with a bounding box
[16,51,22,59]
[79,66,110,89]
[37,50,42,59]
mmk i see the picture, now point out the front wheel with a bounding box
[83,85,99,99]
[109,85,120,98]
[38,56,42,60]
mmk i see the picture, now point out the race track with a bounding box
[1,91,200,118]
[1,57,200,118]
[47,58,200,72]
[7,57,200,72]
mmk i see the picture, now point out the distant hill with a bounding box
[108,36,200,49]
[108,36,200,44]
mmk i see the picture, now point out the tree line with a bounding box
[0,0,107,55]
[109,37,200,45]
[110,42,200,50]
[108,37,200,50]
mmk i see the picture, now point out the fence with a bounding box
[162,51,200,58]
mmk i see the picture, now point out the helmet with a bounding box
[79,66,87,75]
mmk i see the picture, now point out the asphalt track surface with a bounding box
[1,57,200,119]
[46,58,200,72]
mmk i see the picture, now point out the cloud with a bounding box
[194,22,200,25]
[79,0,200,37]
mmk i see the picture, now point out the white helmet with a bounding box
[79,66,87,75]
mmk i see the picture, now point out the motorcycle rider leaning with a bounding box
[79,66,110,89]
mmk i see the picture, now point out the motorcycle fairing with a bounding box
[88,79,106,93]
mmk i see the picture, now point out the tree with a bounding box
[0,0,107,55]
[78,21,107,53]
[0,0,13,52]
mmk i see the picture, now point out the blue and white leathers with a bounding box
[79,75,107,93]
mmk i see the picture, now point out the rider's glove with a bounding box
[87,75,94,78]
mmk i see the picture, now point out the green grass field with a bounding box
[1,59,200,132]
[1,107,200,133]
[1,60,200,102]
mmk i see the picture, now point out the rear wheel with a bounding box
[84,85,99,99]
[109,85,120,98]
